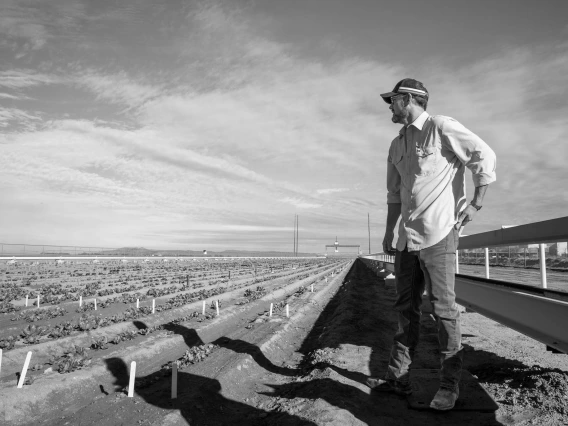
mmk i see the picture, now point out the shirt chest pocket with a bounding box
[392,151,405,173]
[413,143,438,176]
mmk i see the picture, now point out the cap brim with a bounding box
[380,91,397,104]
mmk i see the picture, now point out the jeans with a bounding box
[385,228,463,391]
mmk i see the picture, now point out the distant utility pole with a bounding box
[296,215,299,257]
[293,214,296,257]
[368,213,371,254]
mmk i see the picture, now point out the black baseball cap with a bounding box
[380,78,429,104]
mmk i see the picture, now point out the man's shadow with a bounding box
[104,321,315,425]
[254,260,502,425]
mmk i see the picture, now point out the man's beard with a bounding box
[391,108,409,124]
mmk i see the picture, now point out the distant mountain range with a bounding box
[83,247,324,258]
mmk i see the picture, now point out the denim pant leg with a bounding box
[386,247,425,384]
[419,228,463,391]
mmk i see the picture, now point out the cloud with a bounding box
[0,92,28,100]
[75,71,165,110]
[316,188,350,195]
[278,197,322,209]
[1,1,567,251]
[0,70,58,90]
[0,0,88,52]
[0,107,40,129]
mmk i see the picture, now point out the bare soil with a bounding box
[7,259,568,426]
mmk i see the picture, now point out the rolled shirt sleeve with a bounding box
[387,142,402,204]
[440,118,497,187]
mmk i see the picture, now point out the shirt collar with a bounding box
[399,111,429,134]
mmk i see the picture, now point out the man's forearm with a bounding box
[386,203,402,233]
[472,184,489,206]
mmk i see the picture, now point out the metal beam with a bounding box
[358,256,568,354]
[455,275,568,354]
[459,216,568,249]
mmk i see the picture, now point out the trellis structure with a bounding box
[325,237,360,255]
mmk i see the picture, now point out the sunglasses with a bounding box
[389,94,408,104]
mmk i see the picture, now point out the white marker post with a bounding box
[215,300,219,316]
[136,298,139,309]
[152,299,155,314]
[202,300,206,315]
[37,295,40,308]
[128,361,136,397]
[171,362,178,399]
[94,298,97,311]
[269,303,273,317]
[79,295,83,307]
[311,284,314,293]
[539,243,548,289]
[17,351,32,388]
[325,277,328,283]
[25,295,28,307]
[286,304,289,318]
[456,250,459,274]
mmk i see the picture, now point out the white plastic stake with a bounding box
[269,303,273,317]
[79,295,82,307]
[215,300,219,316]
[202,300,206,315]
[311,284,314,293]
[325,277,328,283]
[17,351,32,388]
[25,295,28,307]
[171,362,178,399]
[136,298,139,309]
[128,361,136,397]
[152,299,155,314]
[94,298,97,311]
[485,248,490,278]
[37,295,40,308]
[286,304,289,318]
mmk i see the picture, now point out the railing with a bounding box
[458,216,568,288]
[359,216,568,354]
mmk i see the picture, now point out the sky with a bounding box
[1,0,567,253]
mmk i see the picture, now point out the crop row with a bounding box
[0,263,340,352]
[1,262,316,316]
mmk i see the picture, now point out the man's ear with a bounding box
[404,93,412,107]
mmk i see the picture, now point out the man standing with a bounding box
[366,78,496,410]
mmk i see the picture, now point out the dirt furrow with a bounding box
[1,262,348,424]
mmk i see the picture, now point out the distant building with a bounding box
[549,242,568,256]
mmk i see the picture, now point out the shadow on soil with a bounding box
[259,259,503,425]
[104,322,315,425]
[102,260,517,425]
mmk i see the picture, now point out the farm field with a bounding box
[0,257,340,354]
[0,257,351,423]
[2,258,568,425]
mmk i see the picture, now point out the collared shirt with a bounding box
[387,111,497,251]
